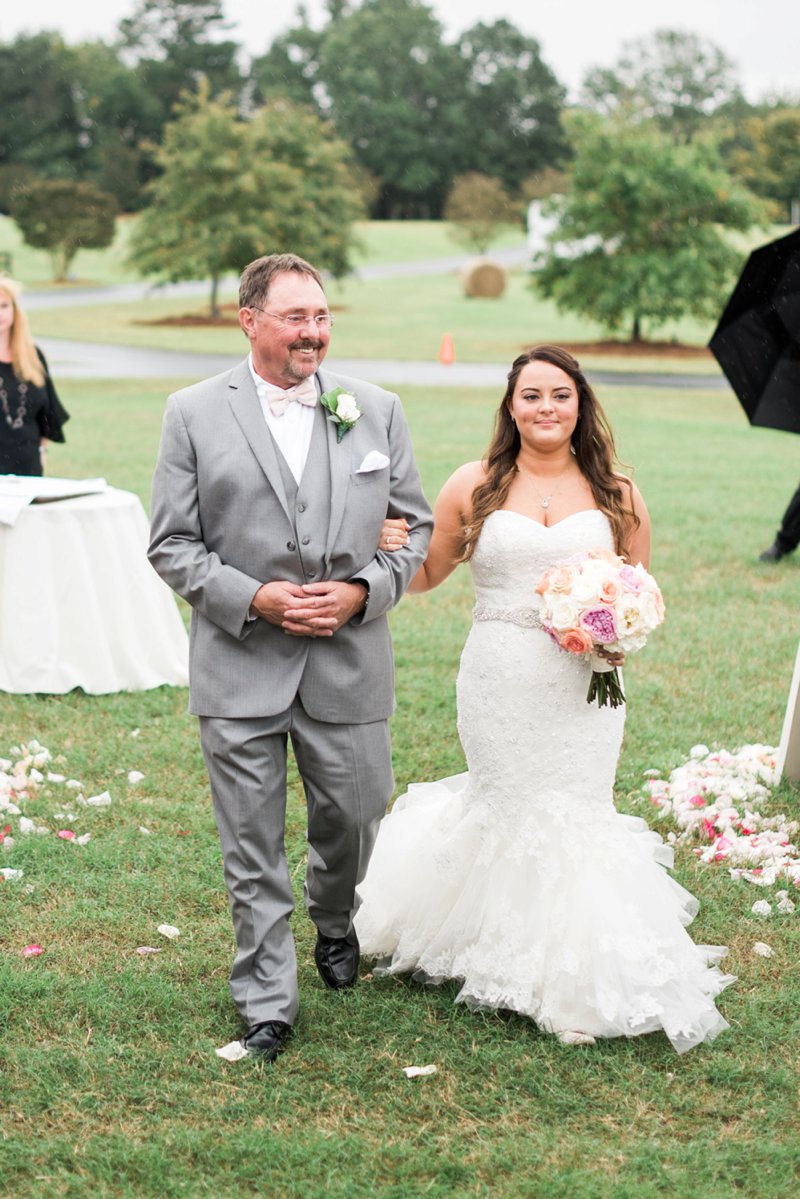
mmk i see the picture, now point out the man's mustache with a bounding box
[289,340,324,351]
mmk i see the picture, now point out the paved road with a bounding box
[38,336,726,390]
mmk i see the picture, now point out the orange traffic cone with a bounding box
[438,333,455,365]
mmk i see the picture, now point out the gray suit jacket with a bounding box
[148,361,432,720]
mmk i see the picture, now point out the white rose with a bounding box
[570,570,601,604]
[617,596,645,636]
[547,594,581,630]
[336,393,360,422]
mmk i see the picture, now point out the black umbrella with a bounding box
[709,227,800,433]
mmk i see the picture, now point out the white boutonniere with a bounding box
[320,387,362,442]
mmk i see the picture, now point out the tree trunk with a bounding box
[631,313,641,342]
[210,273,220,319]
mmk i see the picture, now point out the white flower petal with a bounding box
[85,791,112,807]
[216,1040,250,1062]
[402,1064,438,1079]
[157,923,181,939]
[752,942,773,957]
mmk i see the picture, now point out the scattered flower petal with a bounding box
[216,1040,249,1062]
[22,944,43,957]
[157,923,181,939]
[0,867,24,880]
[139,826,152,835]
[85,791,112,807]
[127,771,145,785]
[752,942,774,957]
[751,900,772,916]
[135,946,161,955]
[402,1064,438,1079]
[47,772,65,783]
[58,829,76,841]
[130,729,141,737]
[76,833,91,846]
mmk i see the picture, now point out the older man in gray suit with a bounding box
[148,253,432,1061]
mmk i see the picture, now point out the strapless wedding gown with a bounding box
[355,509,734,1053]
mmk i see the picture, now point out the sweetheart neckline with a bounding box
[490,508,605,531]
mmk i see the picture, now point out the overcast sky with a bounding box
[1,0,797,102]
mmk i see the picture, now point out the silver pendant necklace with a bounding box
[517,462,572,509]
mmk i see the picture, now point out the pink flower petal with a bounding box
[22,944,44,957]
[57,829,76,841]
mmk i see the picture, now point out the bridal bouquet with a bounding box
[535,548,665,708]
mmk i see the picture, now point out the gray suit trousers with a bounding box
[199,702,393,1026]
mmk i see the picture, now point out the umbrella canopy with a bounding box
[709,227,800,433]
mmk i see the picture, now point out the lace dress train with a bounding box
[355,510,734,1053]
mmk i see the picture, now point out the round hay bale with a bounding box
[461,257,507,298]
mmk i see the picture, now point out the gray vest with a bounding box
[271,404,332,583]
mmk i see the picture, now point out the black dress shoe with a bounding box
[759,542,787,562]
[242,1020,292,1061]
[314,932,359,991]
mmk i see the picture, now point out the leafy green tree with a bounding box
[456,21,567,193]
[444,173,518,253]
[0,33,84,197]
[724,108,800,222]
[128,85,364,314]
[10,180,118,281]
[249,10,325,112]
[319,0,466,217]
[581,30,742,143]
[69,41,165,210]
[118,0,242,121]
[537,114,766,342]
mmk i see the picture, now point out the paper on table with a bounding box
[0,476,107,527]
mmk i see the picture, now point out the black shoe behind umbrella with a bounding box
[709,226,800,434]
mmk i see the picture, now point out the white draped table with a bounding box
[0,488,189,694]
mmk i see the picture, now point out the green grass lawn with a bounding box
[1,374,799,1197]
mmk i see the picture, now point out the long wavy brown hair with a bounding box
[458,345,638,560]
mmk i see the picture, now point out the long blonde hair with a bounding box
[0,277,45,386]
[458,346,639,560]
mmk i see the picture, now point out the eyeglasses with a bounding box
[250,307,334,329]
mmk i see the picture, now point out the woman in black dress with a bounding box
[0,277,69,476]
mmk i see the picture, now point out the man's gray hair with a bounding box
[239,253,324,309]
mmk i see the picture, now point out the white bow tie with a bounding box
[259,377,318,417]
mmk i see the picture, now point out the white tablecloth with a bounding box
[0,488,189,694]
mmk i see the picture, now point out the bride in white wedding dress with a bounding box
[356,345,734,1053]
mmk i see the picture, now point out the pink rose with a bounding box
[534,568,553,596]
[618,564,644,593]
[547,565,577,594]
[588,548,622,566]
[599,577,622,604]
[561,627,594,655]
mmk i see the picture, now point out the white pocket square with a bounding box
[355,451,390,474]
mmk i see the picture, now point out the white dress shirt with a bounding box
[248,354,317,485]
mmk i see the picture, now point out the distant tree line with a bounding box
[2,2,797,339]
[2,0,796,220]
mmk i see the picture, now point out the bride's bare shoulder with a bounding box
[442,460,487,495]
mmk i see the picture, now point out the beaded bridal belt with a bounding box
[472,604,543,630]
